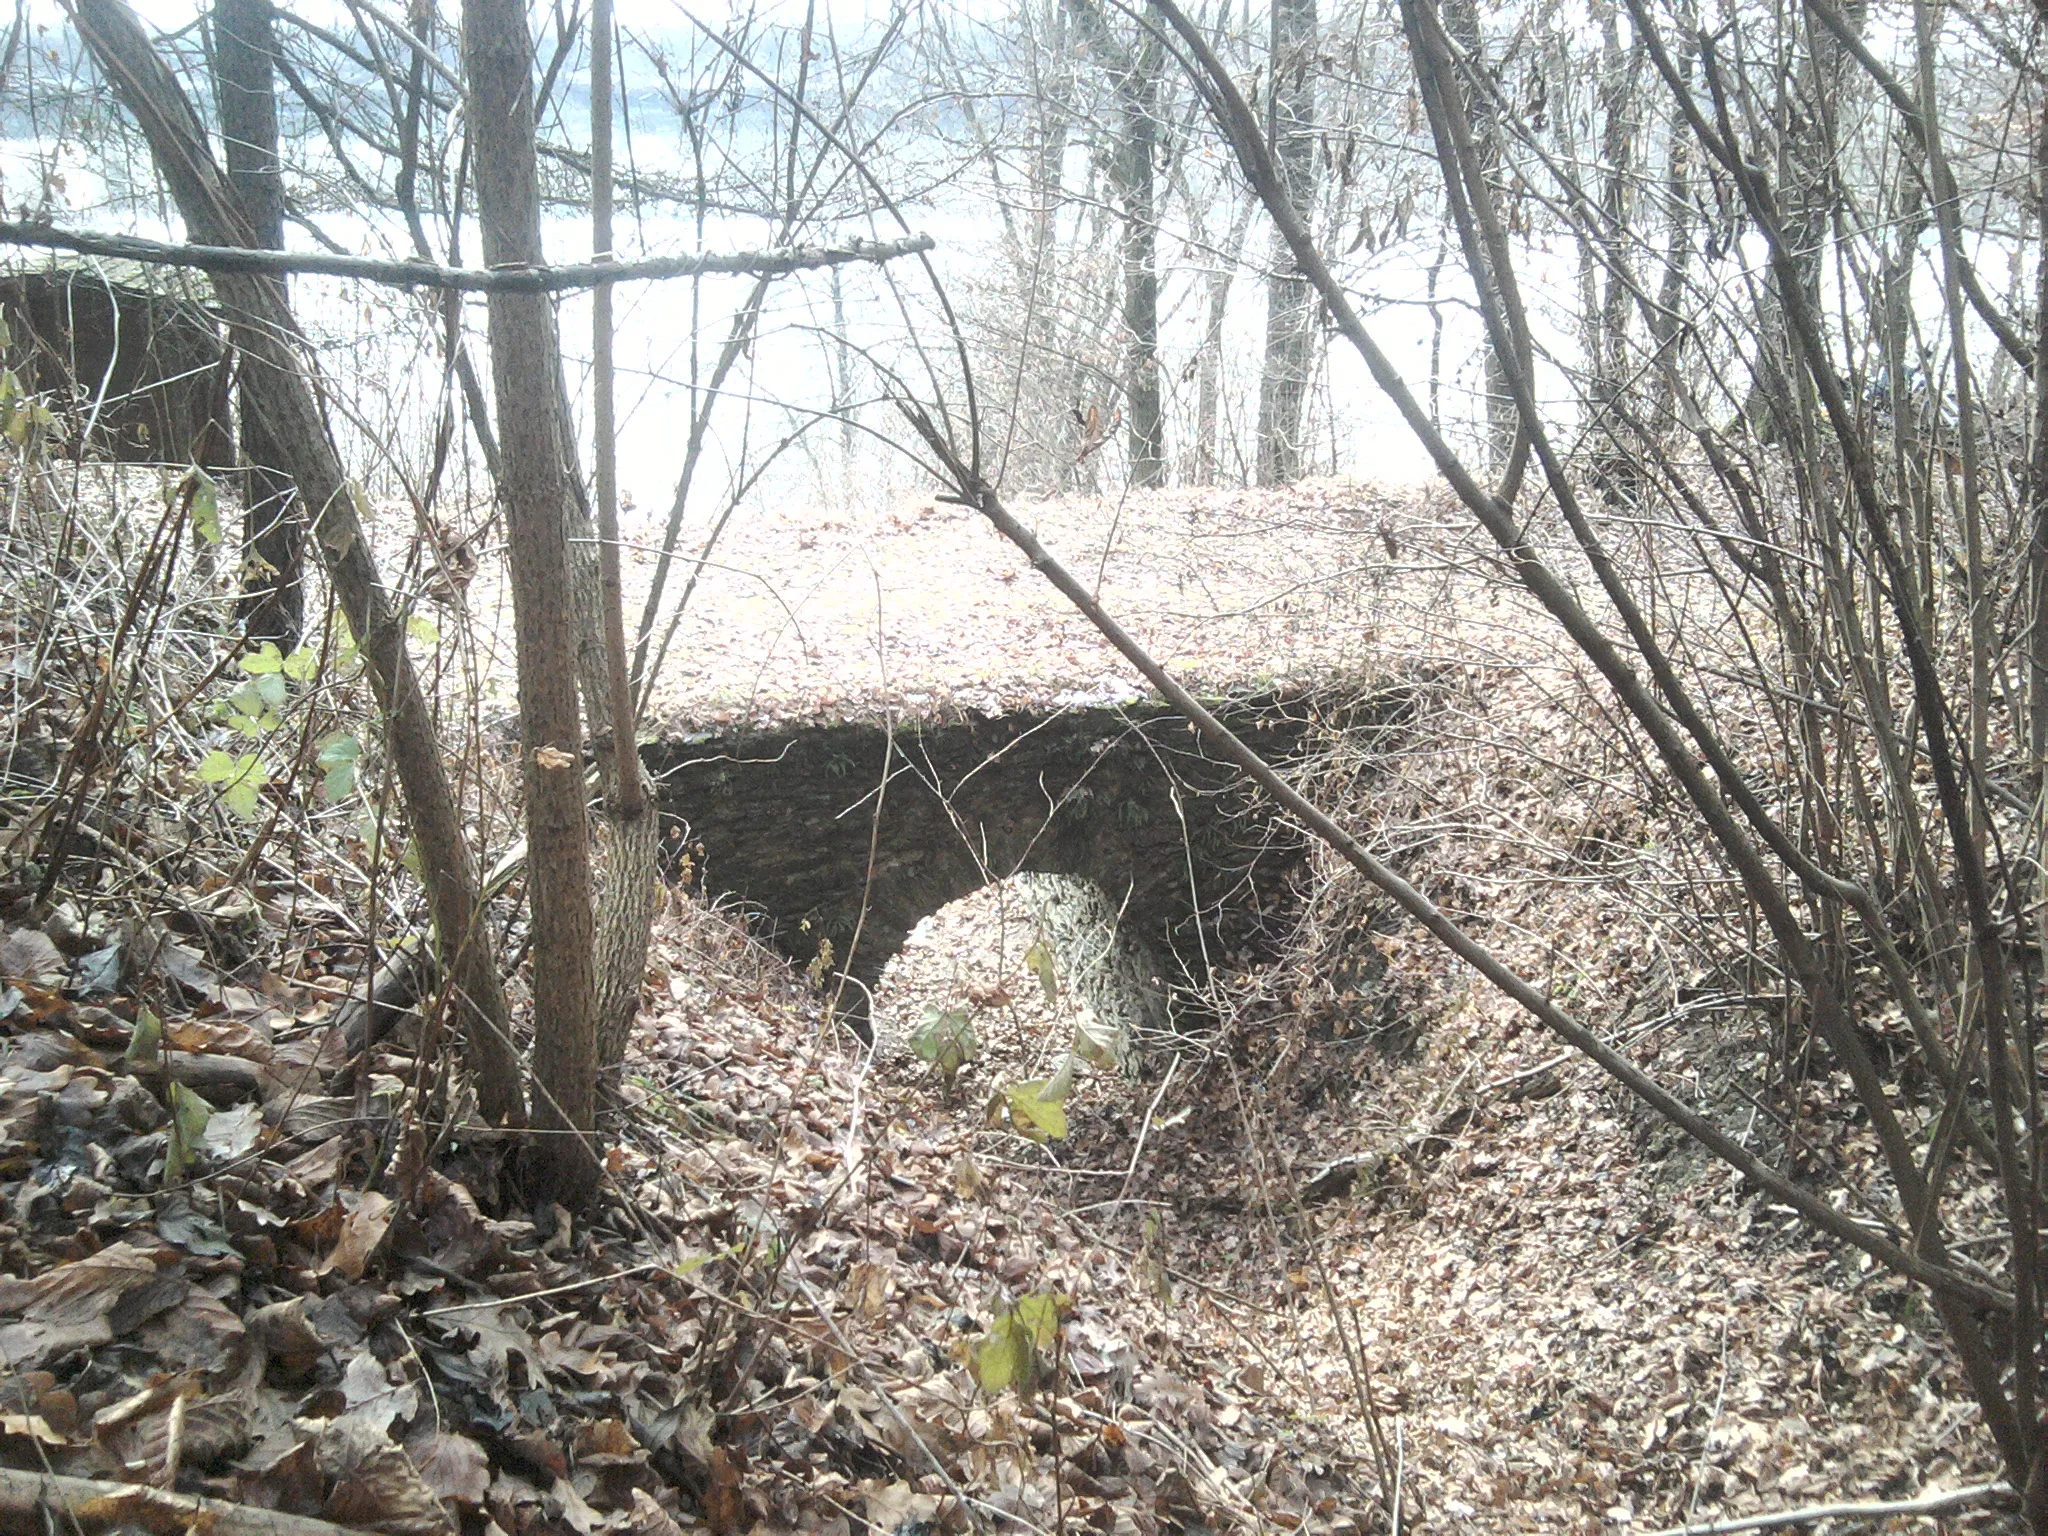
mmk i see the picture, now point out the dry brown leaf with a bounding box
[950,1152,985,1200]
[2,980,72,1027]
[99,1392,253,1478]
[844,1261,891,1319]
[419,1171,490,1272]
[861,1480,940,1535]
[340,1347,419,1435]
[0,927,66,984]
[324,1437,459,1536]
[626,1488,691,1536]
[166,1015,269,1058]
[149,936,222,1002]
[321,1190,396,1279]
[703,1446,747,1536]
[0,1242,184,1370]
[574,1418,638,1458]
[0,1412,65,1445]
[277,1133,346,1190]
[135,1287,249,1376]
[407,1429,491,1509]
[548,1475,606,1536]
[247,1295,325,1373]
[1153,1468,1207,1531]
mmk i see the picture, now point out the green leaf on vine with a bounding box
[316,733,361,801]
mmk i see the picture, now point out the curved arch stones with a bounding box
[644,688,1417,1033]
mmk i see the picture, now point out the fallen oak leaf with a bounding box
[625,1488,691,1536]
[320,1191,396,1280]
[247,1296,326,1375]
[404,1429,490,1509]
[320,1422,456,1536]
[0,927,66,985]
[0,1242,185,1372]
[3,979,72,1027]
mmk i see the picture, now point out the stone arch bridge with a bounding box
[641,686,1417,1026]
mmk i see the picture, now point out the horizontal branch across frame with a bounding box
[0,221,935,293]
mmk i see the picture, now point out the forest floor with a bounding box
[0,477,2017,1536]
[480,480,1427,728]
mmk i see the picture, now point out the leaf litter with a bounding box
[0,472,2017,1536]
[0,864,1382,1536]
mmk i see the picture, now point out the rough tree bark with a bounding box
[1648,39,1695,436]
[461,0,600,1201]
[67,0,524,1127]
[586,0,658,1075]
[1743,0,1863,443]
[1119,28,1166,487]
[1067,0,1166,487]
[1255,0,1318,485]
[1588,0,1641,504]
[2031,65,2048,767]
[1193,197,1253,484]
[1438,0,1514,471]
[211,0,302,646]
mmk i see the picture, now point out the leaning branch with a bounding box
[897,401,2016,1320]
[1636,1481,2015,1536]
[0,220,935,292]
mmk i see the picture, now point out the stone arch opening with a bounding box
[870,872,1166,1071]
[644,689,1412,1035]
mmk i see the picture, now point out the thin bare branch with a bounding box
[0,220,936,291]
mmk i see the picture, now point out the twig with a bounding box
[0,1468,379,1536]
[1111,1052,1179,1215]
[0,220,935,292]
[1686,1318,1731,1523]
[158,1391,185,1490]
[1636,1482,2015,1536]
[420,1261,668,1314]
[1390,1418,1404,1536]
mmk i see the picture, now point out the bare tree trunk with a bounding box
[832,266,857,498]
[1255,0,1318,486]
[1880,168,1931,597]
[1067,0,1166,488]
[1194,198,1253,484]
[1438,0,1513,471]
[461,0,599,1201]
[1744,1,1862,443]
[211,0,301,647]
[587,0,657,1077]
[1648,41,1695,436]
[2031,82,2048,767]
[1121,29,1165,487]
[68,0,524,1126]
[1589,0,1641,505]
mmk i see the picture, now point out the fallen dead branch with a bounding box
[0,1468,373,1536]
[1633,1481,2016,1536]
